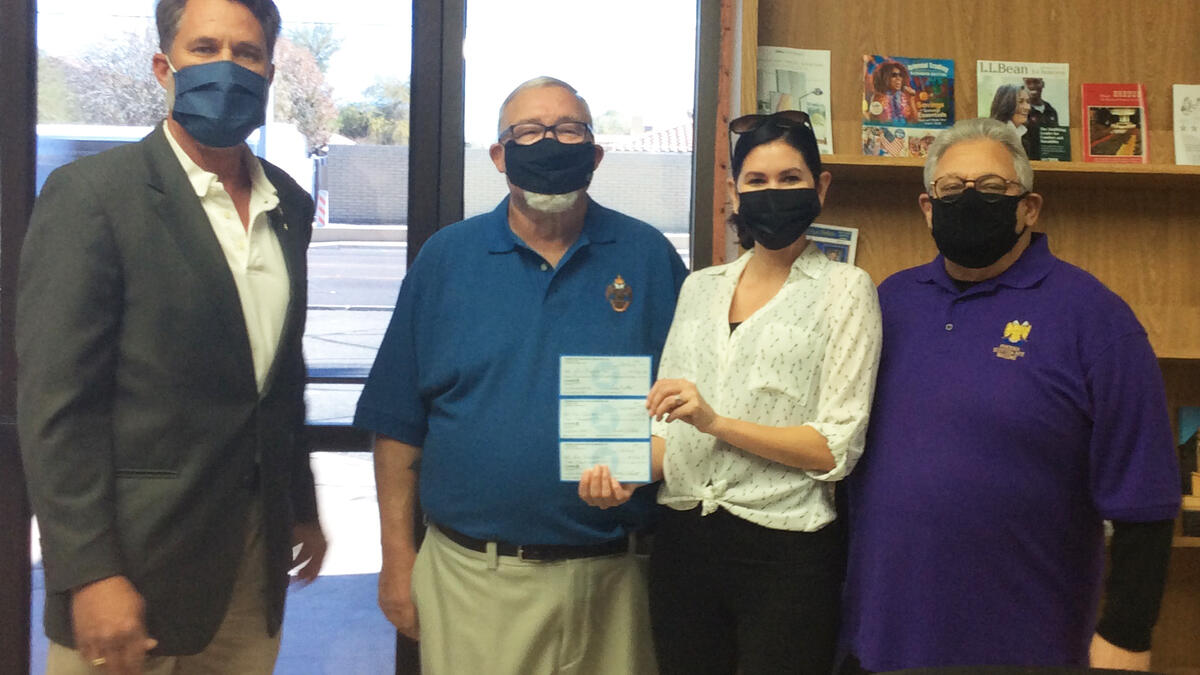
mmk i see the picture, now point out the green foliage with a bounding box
[285,24,342,73]
[336,103,373,140]
[595,109,631,135]
[336,77,411,145]
[37,50,77,122]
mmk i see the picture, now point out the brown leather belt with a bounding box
[436,524,635,561]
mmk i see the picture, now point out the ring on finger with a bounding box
[673,395,683,406]
[91,657,108,667]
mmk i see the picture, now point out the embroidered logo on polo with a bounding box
[605,275,632,312]
[993,320,1031,360]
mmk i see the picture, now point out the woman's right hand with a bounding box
[577,464,637,509]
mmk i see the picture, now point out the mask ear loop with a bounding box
[163,56,178,111]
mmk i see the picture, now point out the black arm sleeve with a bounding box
[1095,519,1174,652]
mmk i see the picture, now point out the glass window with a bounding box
[463,0,698,268]
[32,0,411,427]
[32,1,409,671]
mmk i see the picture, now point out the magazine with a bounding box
[862,55,954,157]
[757,46,834,154]
[861,125,941,158]
[1173,84,1200,165]
[1081,83,1149,163]
[807,224,858,265]
[976,60,1070,161]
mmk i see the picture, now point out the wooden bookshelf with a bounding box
[728,0,1200,668]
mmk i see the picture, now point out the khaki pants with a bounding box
[414,524,658,675]
[46,503,280,675]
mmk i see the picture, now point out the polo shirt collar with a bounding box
[485,194,616,254]
[917,232,1055,293]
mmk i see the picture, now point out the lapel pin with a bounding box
[605,275,632,313]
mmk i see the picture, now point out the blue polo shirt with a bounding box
[355,197,688,545]
[841,234,1180,669]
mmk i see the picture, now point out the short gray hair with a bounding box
[923,117,1034,192]
[497,76,594,136]
[156,0,282,59]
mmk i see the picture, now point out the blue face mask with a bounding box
[169,59,269,148]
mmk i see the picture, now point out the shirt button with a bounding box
[540,263,549,271]
[945,323,954,331]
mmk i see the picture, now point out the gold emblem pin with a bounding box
[994,320,1031,360]
[605,275,632,312]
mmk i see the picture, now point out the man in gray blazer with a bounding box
[17,0,325,673]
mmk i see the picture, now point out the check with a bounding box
[560,441,651,482]
[559,398,650,439]
[560,355,651,397]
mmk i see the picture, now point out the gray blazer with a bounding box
[17,124,318,655]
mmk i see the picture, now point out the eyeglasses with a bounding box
[500,121,593,146]
[728,110,814,159]
[930,174,1027,203]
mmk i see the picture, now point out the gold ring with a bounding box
[90,657,107,667]
[674,395,683,406]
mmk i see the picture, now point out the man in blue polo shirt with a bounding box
[355,76,687,674]
[840,118,1180,672]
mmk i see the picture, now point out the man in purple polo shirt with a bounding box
[840,118,1180,672]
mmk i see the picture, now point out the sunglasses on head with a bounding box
[729,109,813,135]
[727,110,815,159]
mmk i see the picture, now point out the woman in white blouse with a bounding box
[580,110,883,675]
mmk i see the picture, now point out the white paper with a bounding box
[1174,84,1200,165]
[559,355,652,482]
[756,46,834,154]
[560,355,651,397]
[559,441,651,482]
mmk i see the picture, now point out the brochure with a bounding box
[1081,83,1149,163]
[861,125,941,158]
[863,55,954,157]
[1173,84,1200,165]
[976,60,1070,161]
[757,46,834,154]
[807,224,859,265]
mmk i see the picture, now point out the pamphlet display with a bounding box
[1173,84,1200,165]
[1081,83,1149,163]
[757,46,834,154]
[861,54,955,158]
[806,224,859,265]
[976,60,1071,161]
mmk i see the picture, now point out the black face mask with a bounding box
[736,188,822,250]
[503,139,595,195]
[930,189,1027,269]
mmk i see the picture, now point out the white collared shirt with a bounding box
[654,243,883,531]
[165,125,290,393]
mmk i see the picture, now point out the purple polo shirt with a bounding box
[841,234,1180,669]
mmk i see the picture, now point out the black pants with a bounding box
[648,505,845,675]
